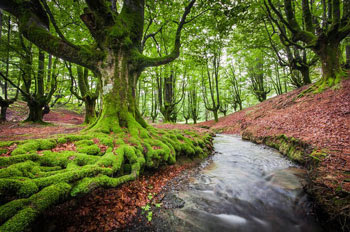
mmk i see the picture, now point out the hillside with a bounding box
[199,78,350,230]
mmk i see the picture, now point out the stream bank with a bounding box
[198,79,350,231]
[123,135,323,232]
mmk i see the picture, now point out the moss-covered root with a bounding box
[0,128,213,232]
[0,183,71,232]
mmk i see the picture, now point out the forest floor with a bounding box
[197,77,350,230]
[0,103,213,232]
[0,101,84,141]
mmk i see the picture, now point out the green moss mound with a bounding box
[0,128,213,232]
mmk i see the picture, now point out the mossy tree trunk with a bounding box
[1,0,196,131]
[85,97,97,124]
[88,50,146,132]
[316,42,343,85]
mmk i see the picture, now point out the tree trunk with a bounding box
[213,109,218,122]
[346,45,350,69]
[193,118,197,124]
[26,102,44,123]
[84,97,97,124]
[317,43,343,86]
[0,104,8,121]
[88,51,147,133]
[300,66,311,85]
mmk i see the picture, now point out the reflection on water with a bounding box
[168,134,322,232]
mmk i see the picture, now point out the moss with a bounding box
[75,140,94,146]
[0,149,8,155]
[99,137,114,147]
[10,139,57,156]
[0,207,37,232]
[0,126,213,231]
[0,199,29,224]
[57,137,67,144]
[65,134,92,142]
[0,179,38,198]
[0,161,40,178]
[11,142,39,155]
[310,149,328,162]
[0,183,71,232]
[37,139,57,150]
[0,153,39,167]
[76,144,100,156]
[0,141,16,147]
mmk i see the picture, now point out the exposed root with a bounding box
[0,127,213,232]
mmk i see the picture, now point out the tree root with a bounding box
[0,127,213,232]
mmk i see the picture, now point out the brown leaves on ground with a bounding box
[0,103,84,141]
[154,123,209,134]
[42,163,194,232]
[198,78,350,195]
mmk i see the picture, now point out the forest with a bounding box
[0,0,349,232]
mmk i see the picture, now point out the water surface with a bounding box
[162,134,322,232]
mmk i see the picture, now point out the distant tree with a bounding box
[248,54,270,102]
[265,0,350,88]
[66,63,99,124]
[0,13,16,121]
[202,50,221,122]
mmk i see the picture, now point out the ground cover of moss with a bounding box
[0,127,213,232]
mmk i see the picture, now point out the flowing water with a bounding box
[157,134,323,232]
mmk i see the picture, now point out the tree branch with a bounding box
[138,0,196,68]
[0,0,103,73]
[0,71,31,99]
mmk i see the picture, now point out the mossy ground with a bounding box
[0,127,213,232]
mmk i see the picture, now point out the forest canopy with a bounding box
[0,0,349,124]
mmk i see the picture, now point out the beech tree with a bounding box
[66,63,99,124]
[0,0,196,132]
[0,13,16,121]
[265,0,350,87]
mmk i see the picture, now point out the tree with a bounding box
[0,0,196,132]
[264,20,318,87]
[157,65,184,123]
[248,53,271,102]
[150,75,158,123]
[66,63,99,124]
[226,64,243,111]
[265,0,350,87]
[0,12,16,121]
[202,50,221,122]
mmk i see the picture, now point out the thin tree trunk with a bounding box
[346,45,350,69]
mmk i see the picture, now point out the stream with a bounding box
[152,134,323,232]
